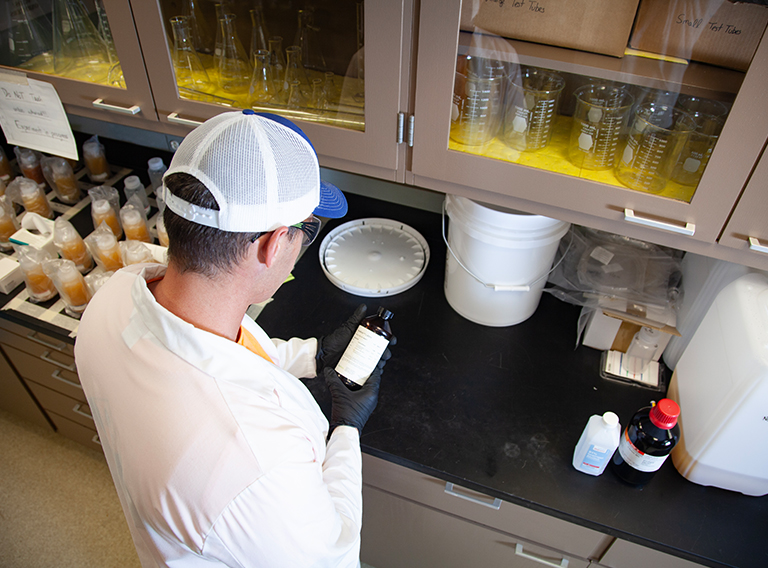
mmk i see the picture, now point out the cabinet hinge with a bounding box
[396,112,405,144]
[407,115,415,148]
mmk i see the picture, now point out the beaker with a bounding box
[286,79,306,110]
[250,6,269,64]
[502,67,565,152]
[170,16,210,90]
[217,13,250,95]
[52,0,110,83]
[8,0,52,69]
[450,55,506,146]
[670,96,729,187]
[249,49,276,106]
[568,84,634,170]
[615,103,697,193]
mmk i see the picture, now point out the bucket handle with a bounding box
[442,201,571,292]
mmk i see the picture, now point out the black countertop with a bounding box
[256,192,768,568]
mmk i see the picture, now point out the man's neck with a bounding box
[149,265,251,342]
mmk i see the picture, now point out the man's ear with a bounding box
[258,227,290,268]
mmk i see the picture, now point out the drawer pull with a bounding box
[444,482,502,510]
[515,543,569,568]
[748,237,768,254]
[40,351,77,372]
[26,330,67,352]
[51,369,82,390]
[167,112,204,127]
[72,403,93,421]
[624,209,695,236]
[92,434,101,446]
[92,98,141,115]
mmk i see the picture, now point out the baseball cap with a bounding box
[162,110,347,233]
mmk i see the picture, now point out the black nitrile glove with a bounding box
[324,366,382,434]
[316,304,368,374]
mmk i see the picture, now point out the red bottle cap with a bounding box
[649,398,680,429]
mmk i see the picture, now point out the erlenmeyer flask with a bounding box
[284,45,309,97]
[94,0,118,66]
[250,6,269,65]
[217,13,250,95]
[182,0,213,55]
[322,71,337,110]
[309,77,323,110]
[294,8,326,71]
[286,79,306,111]
[268,36,286,97]
[52,0,110,83]
[8,0,52,69]
[249,49,276,106]
[171,16,210,91]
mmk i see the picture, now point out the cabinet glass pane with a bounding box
[450,22,746,204]
[0,0,125,87]
[157,0,365,132]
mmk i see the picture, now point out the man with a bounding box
[75,110,389,567]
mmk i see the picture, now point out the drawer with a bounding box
[0,347,53,430]
[26,381,94,430]
[597,539,709,568]
[0,319,75,358]
[48,411,103,454]
[362,454,609,561]
[1,344,83,401]
[362,484,589,568]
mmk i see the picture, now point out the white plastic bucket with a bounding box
[444,195,570,326]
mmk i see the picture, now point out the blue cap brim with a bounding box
[315,180,348,218]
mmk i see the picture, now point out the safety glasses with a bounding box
[291,215,321,247]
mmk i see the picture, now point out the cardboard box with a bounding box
[0,256,23,294]
[629,0,768,71]
[460,0,640,57]
[583,306,680,361]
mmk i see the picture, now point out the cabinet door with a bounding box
[410,0,768,250]
[0,0,157,127]
[598,538,709,568]
[717,142,768,266]
[129,0,413,182]
[0,346,52,430]
[362,484,589,568]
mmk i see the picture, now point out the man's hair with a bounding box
[163,173,260,277]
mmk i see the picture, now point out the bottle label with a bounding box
[335,326,389,386]
[582,444,612,470]
[617,429,669,473]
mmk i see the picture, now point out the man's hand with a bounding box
[316,304,367,374]
[324,366,382,434]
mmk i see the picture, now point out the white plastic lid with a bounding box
[92,199,111,214]
[148,157,166,171]
[124,175,142,190]
[602,411,619,427]
[319,218,430,297]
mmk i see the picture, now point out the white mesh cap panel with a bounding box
[165,112,321,232]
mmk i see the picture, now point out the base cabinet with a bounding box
[0,346,52,430]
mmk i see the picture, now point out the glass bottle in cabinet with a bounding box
[154,0,366,131]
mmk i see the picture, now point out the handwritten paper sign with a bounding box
[0,70,78,160]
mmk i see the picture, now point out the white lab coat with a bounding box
[75,264,363,568]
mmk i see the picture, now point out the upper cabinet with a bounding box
[409,0,768,266]
[129,0,413,182]
[0,0,157,126]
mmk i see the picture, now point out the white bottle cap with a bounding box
[124,175,142,190]
[92,199,111,214]
[602,412,619,427]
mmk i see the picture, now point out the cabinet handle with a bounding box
[92,434,101,446]
[51,369,82,390]
[72,403,94,421]
[40,351,77,372]
[748,237,768,254]
[624,209,695,236]
[444,482,502,510]
[26,330,67,352]
[167,112,204,127]
[92,98,141,115]
[515,543,569,568]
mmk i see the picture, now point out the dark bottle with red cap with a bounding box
[611,399,681,486]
